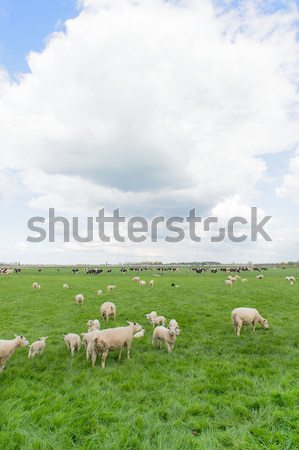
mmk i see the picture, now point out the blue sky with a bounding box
[0,0,77,76]
[0,0,298,264]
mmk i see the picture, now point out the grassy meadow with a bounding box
[0,267,298,450]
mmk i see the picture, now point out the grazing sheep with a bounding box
[150,315,167,327]
[231,307,269,337]
[256,275,264,280]
[63,283,69,289]
[107,285,116,292]
[132,277,140,282]
[87,319,100,332]
[81,331,102,360]
[32,282,40,289]
[225,279,233,287]
[96,290,103,296]
[75,293,84,305]
[241,278,248,283]
[90,322,142,368]
[286,276,296,283]
[149,280,154,287]
[0,335,29,372]
[133,329,145,339]
[100,301,116,322]
[64,333,81,356]
[145,311,158,323]
[152,326,180,353]
[139,280,146,287]
[28,337,48,358]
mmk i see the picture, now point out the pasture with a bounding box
[0,268,298,450]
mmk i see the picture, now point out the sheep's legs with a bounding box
[118,349,123,361]
[101,351,108,368]
[127,345,131,359]
[91,352,98,367]
[237,324,242,337]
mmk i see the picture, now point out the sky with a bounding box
[0,0,299,265]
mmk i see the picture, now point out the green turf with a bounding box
[0,268,298,450]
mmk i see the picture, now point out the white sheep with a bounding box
[96,290,103,296]
[256,275,264,280]
[132,277,140,282]
[63,283,69,289]
[87,319,100,332]
[90,321,142,368]
[149,280,154,287]
[64,333,81,356]
[144,311,158,323]
[28,337,48,358]
[227,276,237,282]
[139,280,146,287]
[100,301,116,322]
[225,279,233,287]
[231,307,269,337]
[0,335,29,372]
[152,326,180,353]
[150,315,167,327]
[241,278,248,283]
[107,285,116,292]
[133,329,145,339]
[286,276,296,283]
[169,319,179,330]
[81,330,102,360]
[75,293,84,305]
[32,282,40,289]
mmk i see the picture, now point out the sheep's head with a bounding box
[127,322,142,333]
[262,319,269,329]
[15,335,29,346]
[168,328,176,337]
[39,336,48,341]
[87,320,94,327]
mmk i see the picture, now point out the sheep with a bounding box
[90,321,142,368]
[107,285,116,292]
[150,315,167,327]
[169,319,179,330]
[64,333,81,356]
[100,301,116,322]
[139,280,146,287]
[144,311,157,323]
[241,278,248,283]
[152,326,180,353]
[87,319,100,332]
[32,282,40,289]
[75,293,84,305]
[133,329,145,339]
[81,330,102,360]
[225,279,233,287]
[286,276,296,283]
[149,280,154,287]
[28,337,48,358]
[63,283,69,289]
[227,276,237,282]
[0,335,29,372]
[132,277,140,282]
[96,290,103,296]
[231,307,269,337]
[256,275,264,280]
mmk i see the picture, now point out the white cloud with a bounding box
[276,151,299,202]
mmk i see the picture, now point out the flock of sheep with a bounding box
[0,271,296,373]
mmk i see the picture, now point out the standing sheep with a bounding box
[96,290,103,296]
[139,280,146,287]
[231,307,269,337]
[64,333,81,356]
[75,294,84,305]
[63,283,69,289]
[145,311,158,323]
[152,326,180,353]
[90,321,142,368]
[150,316,167,327]
[225,279,233,287]
[28,337,48,358]
[87,319,100,332]
[0,335,29,372]
[100,302,116,322]
[149,280,154,287]
[107,285,116,292]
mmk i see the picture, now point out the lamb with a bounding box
[28,337,48,358]
[64,333,81,356]
[286,276,296,283]
[241,278,248,283]
[139,280,146,287]
[107,285,116,292]
[75,293,84,305]
[169,319,179,330]
[256,275,264,280]
[150,315,167,327]
[145,311,157,323]
[0,335,29,372]
[152,326,180,353]
[90,321,142,368]
[227,276,237,282]
[32,282,40,289]
[63,283,69,289]
[231,307,269,337]
[225,279,233,287]
[87,319,100,332]
[149,280,154,287]
[133,329,145,339]
[100,301,116,322]
[96,290,103,296]
[81,330,102,359]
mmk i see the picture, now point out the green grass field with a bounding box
[0,268,298,450]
